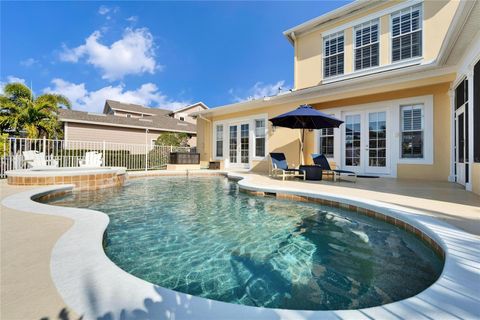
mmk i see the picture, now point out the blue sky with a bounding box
[1,1,350,112]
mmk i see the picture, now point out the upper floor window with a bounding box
[180,116,185,121]
[391,4,422,62]
[323,32,344,78]
[354,19,379,70]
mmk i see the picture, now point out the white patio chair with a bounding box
[23,150,59,168]
[79,151,103,167]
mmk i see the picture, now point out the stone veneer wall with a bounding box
[7,172,126,191]
[241,188,445,261]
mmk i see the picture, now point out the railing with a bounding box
[0,137,195,178]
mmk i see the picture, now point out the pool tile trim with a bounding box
[240,189,445,259]
[2,171,479,320]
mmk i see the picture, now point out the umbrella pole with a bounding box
[300,128,305,166]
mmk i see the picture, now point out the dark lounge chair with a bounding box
[311,153,357,182]
[269,153,306,181]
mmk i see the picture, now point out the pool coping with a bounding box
[2,171,479,320]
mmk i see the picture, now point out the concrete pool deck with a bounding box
[0,182,79,320]
[1,172,479,319]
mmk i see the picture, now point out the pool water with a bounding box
[44,176,443,310]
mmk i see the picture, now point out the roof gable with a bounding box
[173,102,209,114]
[104,100,172,116]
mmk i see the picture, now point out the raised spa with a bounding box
[43,176,443,310]
[6,167,126,190]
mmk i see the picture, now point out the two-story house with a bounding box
[60,100,208,147]
[195,0,480,194]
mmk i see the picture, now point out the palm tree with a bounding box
[0,82,71,138]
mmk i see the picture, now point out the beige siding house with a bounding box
[60,100,208,147]
[171,102,208,124]
[195,0,480,195]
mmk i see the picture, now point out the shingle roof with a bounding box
[104,100,173,116]
[58,109,196,133]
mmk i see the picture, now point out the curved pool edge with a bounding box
[2,173,479,320]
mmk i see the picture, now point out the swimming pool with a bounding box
[44,176,443,310]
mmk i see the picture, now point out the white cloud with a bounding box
[43,78,190,112]
[6,76,26,84]
[60,28,159,81]
[126,16,138,23]
[98,6,110,15]
[20,58,38,67]
[230,80,287,102]
[45,79,88,104]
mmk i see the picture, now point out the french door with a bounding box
[455,105,466,185]
[228,123,250,168]
[343,110,390,175]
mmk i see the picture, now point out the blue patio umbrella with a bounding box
[269,104,343,164]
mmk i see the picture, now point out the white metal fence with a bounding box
[0,137,195,178]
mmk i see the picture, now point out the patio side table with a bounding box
[299,165,323,181]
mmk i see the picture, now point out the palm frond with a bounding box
[36,93,72,109]
[2,83,32,102]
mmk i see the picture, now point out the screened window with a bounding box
[455,77,469,165]
[319,128,334,158]
[401,105,424,158]
[323,32,344,78]
[215,125,223,158]
[354,19,379,70]
[391,4,422,62]
[254,119,266,157]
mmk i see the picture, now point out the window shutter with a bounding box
[402,108,412,131]
[402,105,423,132]
[412,108,423,130]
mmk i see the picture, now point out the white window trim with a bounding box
[323,31,345,78]
[212,113,269,164]
[400,104,425,159]
[322,0,423,37]
[318,128,335,158]
[322,57,423,84]
[316,95,434,177]
[353,19,380,71]
[394,96,433,165]
[320,0,424,84]
[313,114,336,159]
[214,124,224,160]
[253,119,267,159]
[390,3,424,64]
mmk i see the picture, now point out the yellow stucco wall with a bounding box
[198,81,453,179]
[472,164,480,196]
[313,82,452,181]
[294,0,460,90]
[199,103,307,172]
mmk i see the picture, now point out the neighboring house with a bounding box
[171,102,208,124]
[195,0,480,195]
[59,100,207,147]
